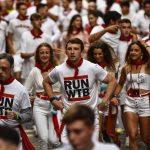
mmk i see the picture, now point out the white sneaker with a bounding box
[125,136,129,147]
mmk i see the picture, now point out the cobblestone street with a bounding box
[26,127,146,150]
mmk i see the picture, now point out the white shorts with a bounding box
[13,54,23,72]
[124,95,150,117]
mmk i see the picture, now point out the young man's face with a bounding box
[88,14,97,27]
[0,139,17,150]
[0,59,12,82]
[66,43,82,63]
[32,19,42,29]
[121,22,131,37]
[67,120,94,149]
[18,4,27,16]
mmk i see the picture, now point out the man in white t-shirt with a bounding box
[0,53,33,149]
[89,11,121,53]
[7,2,32,81]
[55,105,119,150]
[58,0,78,32]
[37,3,61,45]
[132,0,150,37]
[43,38,117,143]
[0,6,8,54]
[21,13,52,81]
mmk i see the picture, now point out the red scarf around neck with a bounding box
[98,62,107,69]
[66,58,83,77]
[0,75,14,99]
[35,63,53,73]
[130,59,143,66]
[119,34,133,42]
[31,29,43,39]
[17,15,28,21]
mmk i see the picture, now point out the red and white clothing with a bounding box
[21,30,52,79]
[25,67,60,149]
[0,19,7,53]
[48,59,108,110]
[0,79,31,126]
[58,8,78,31]
[7,16,32,54]
[90,25,121,53]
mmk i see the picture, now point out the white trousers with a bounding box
[33,99,60,150]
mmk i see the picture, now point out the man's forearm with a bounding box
[104,79,117,101]
[21,52,34,59]
[89,28,107,43]
[43,78,54,99]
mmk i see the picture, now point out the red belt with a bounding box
[36,93,49,100]
[127,89,150,97]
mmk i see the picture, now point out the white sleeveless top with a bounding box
[126,73,150,90]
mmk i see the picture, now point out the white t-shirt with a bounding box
[42,17,61,43]
[132,12,150,34]
[0,20,7,53]
[55,141,120,150]
[7,18,32,53]
[21,30,52,79]
[90,25,121,53]
[143,35,150,46]
[27,6,36,17]
[58,8,78,31]
[0,79,31,127]
[48,59,108,110]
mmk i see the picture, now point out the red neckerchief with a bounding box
[98,63,107,69]
[119,34,133,42]
[66,58,83,77]
[17,15,28,21]
[101,24,116,34]
[31,29,43,39]
[0,75,14,99]
[130,59,143,66]
[35,63,53,73]
[144,35,150,42]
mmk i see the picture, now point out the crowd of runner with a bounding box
[0,0,150,150]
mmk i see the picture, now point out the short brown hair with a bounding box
[63,105,95,126]
[30,13,42,21]
[65,38,84,52]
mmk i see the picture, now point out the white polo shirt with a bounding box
[90,25,121,53]
[48,59,108,110]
